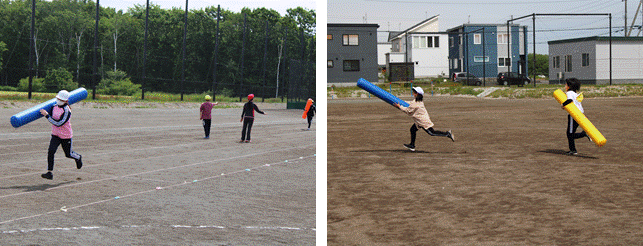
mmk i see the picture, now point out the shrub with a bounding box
[44,68,76,92]
[18,77,46,92]
[97,70,141,96]
[0,85,17,91]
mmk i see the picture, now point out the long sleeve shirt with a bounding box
[46,104,73,139]
[241,101,264,118]
[399,100,434,129]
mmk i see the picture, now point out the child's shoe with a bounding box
[41,172,53,180]
[76,155,83,169]
[448,130,455,142]
[566,151,578,156]
[403,144,416,152]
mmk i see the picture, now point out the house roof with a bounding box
[446,23,522,33]
[389,15,439,41]
[548,36,643,45]
[328,23,380,28]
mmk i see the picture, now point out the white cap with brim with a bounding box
[412,87,424,95]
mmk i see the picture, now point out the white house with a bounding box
[387,15,450,78]
[548,36,643,84]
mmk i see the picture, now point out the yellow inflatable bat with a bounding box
[553,89,606,147]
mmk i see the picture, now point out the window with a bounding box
[498,57,511,67]
[449,37,454,47]
[434,36,439,47]
[343,60,360,71]
[426,36,432,48]
[553,56,560,68]
[327,34,333,40]
[413,36,420,48]
[582,53,590,67]
[474,56,489,62]
[498,33,510,44]
[565,55,572,72]
[342,34,358,46]
[474,34,481,44]
[453,58,459,69]
[327,60,333,68]
[459,35,462,45]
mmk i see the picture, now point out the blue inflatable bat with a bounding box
[10,88,88,128]
[357,78,409,107]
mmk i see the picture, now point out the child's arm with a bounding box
[44,107,71,127]
[253,104,265,115]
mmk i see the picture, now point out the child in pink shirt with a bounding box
[199,95,218,139]
[39,90,82,180]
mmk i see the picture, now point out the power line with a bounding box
[364,0,598,4]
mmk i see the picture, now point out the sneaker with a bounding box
[448,130,455,142]
[41,172,53,180]
[584,133,592,142]
[566,151,578,156]
[75,155,83,169]
[246,140,251,143]
[239,140,245,143]
[403,144,416,152]
[204,136,209,139]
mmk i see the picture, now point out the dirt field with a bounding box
[0,102,315,245]
[328,95,643,245]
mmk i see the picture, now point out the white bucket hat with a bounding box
[412,87,424,95]
[56,90,70,101]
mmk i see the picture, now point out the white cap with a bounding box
[56,90,70,101]
[412,87,424,95]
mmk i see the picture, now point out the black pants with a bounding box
[241,117,254,141]
[307,115,313,128]
[410,124,449,145]
[202,119,211,137]
[48,135,81,171]
[567,115,587,152]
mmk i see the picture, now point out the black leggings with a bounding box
[307,115,313,128]
[567,115,587,152]
[48,135,81,171]
[202,119,211,137]
[241,117,254,141]
[410,124,449,145]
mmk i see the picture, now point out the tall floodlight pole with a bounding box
[533,14,536,87]
[142,0,149,100]
[482,27,485,86]
[238,13,247,101]
[212,5,220,101]
[92,0,100,100]
[28,0,35,99]
[610,13,613,85]
[180,0,188,101]
[262,20,268,102]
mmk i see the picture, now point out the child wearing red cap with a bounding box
[38,90,83,180]
[394,87,454,152]
[240,94,265,143]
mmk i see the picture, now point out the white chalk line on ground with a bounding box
[0,154,315,226]
[0,136,315,194]
[0,119,301,140]
[330,155,643,168]
[1,224,315,234]
[0,120,307,157]
[0,129,314,170]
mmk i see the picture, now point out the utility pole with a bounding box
[625,0,628,36]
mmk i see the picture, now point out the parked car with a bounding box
[453,72,482,86]
[497,72,531,86]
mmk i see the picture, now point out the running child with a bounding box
[394,87,454,152]
[38,90,82,180]
[561,78,591,155]
[199,95,219,139]
[306,99,315,130]
[240,94,265,143]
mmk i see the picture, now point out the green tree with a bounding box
[528,53,549,78]
[97,70,140,96]
[44,67,77,92]
[0,41,6,73]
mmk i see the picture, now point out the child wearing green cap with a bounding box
[200,95,218,139]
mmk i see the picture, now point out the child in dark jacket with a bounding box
[240,94,265,143]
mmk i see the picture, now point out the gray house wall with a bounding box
[548,40,596,84]
[328,24,379,84]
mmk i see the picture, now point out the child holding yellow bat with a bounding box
[561,78,592,155]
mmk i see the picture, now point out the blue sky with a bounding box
[328,0,641,53]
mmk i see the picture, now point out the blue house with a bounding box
[447,24,528,80]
